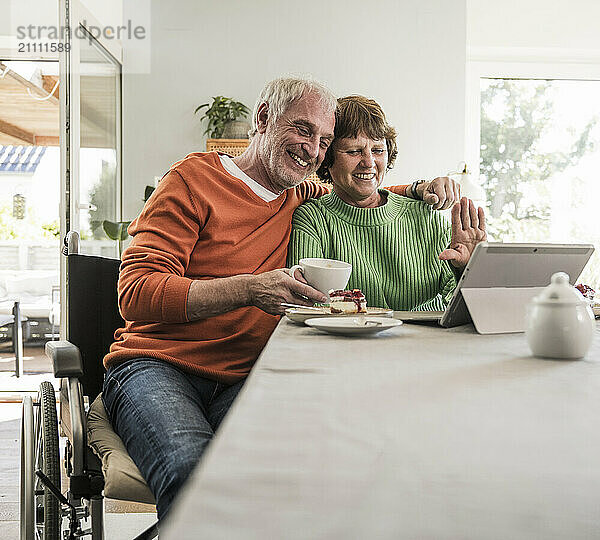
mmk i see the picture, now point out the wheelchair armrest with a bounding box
[46,340,84,378]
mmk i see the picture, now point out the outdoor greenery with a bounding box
[0,202,59,241]
[480,79,599,288]
[480,79,596,240]
[194,95,251,138]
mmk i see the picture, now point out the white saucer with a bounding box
[305,317,403,336]
[285,307,393,325]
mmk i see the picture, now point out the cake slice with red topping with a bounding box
[328,289,367,314]
[575,283,595,303]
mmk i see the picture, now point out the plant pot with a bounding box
[221,120,250,139]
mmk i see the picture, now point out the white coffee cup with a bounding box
[289,258,352,296]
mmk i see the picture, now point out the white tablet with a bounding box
[440,242,595,329]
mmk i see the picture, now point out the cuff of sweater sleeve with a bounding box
[162,274,193,322]
[449,262,464,281]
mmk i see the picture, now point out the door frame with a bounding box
[59,0,123,337]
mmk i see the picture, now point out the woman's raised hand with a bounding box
[438,197,487,268]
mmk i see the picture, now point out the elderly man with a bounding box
[102,76,460,520]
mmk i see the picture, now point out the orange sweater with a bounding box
[104,152,408,384]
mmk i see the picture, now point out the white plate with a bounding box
[285,306,393,325]
[305,317,403,336]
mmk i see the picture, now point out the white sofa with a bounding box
[0,270,59,338]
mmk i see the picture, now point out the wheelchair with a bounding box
[20,250,159,539]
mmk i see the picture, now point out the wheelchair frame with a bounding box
[20,238,158,540]
[21,347,106,539]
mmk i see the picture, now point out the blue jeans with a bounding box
[102,358,244,520]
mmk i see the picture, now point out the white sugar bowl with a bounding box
[526,272,595,359]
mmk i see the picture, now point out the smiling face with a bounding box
[258,91,335,191]
[328,133,388,208]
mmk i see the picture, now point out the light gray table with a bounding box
[164,319,600,540]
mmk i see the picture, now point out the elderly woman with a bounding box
[287,95,486,311]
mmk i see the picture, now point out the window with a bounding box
[469,58,600,291]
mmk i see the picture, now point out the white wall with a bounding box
[121,0,467,218]
[468,0,600,51]
[80,0,123,30]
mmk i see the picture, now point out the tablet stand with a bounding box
[461,287,545,334]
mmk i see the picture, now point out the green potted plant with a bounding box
[102,185,156,256]
[195,96,251,139]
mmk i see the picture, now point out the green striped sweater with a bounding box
[287,189,457,311]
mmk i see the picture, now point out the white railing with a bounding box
[0,239,118,270]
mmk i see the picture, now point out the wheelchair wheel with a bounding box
[27,382,61,540]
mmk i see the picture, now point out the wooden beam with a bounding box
[0,118,35,145]
[0,133,32,146]
[41,75,59,100]
[34,135,59,146]
[0,61,59,106]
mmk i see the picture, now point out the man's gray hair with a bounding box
[249,76,337,137]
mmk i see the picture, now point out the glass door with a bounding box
[59,0,122,337]
[78,34,122,257]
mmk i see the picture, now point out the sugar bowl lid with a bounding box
[533,272,587,305]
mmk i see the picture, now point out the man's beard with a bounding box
[261,131,315,191]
